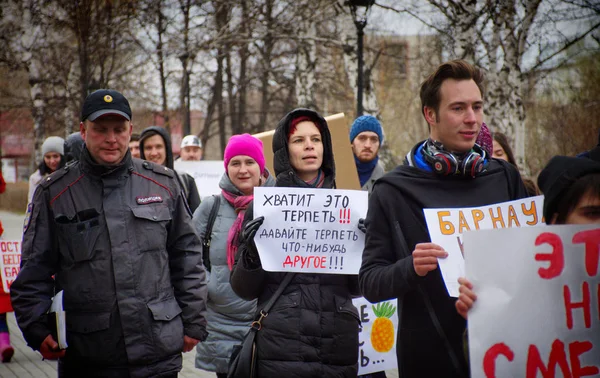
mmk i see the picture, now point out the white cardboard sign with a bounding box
[464,225,600,377]
[253,187,368,274]
[173,160,225,198]
[424,196,544,297]
[0,240,21,293]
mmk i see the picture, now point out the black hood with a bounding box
[139,126,174,169]
[65,132,84,162]
[537,155,600,221]
[272,108,335,188]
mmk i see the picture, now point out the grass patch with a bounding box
[0,182,28,214]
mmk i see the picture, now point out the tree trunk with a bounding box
[20,2,46,167]
[225,50,238,135]
[447,0,478,61]
[73,0,92,102]
[202,66,221,151]
[295,15,317,109]
[28,60,46,167]
[258,0,274,132]
[217,53,226,156]
[484,0,540,173]
[237,0,249,134]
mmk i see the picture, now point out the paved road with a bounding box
[0,210,399,377]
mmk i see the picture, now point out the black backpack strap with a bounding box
[393,194,466,377]
[253,272,295,327]
[202,195,221,272]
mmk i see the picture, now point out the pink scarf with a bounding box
[222,190,254,270]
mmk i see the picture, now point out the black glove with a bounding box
[241,216,264,242]
[357,218,366,234]
[240,216,265,268]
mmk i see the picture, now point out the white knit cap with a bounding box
[42,136,65,156]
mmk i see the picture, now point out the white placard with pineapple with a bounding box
[352,297,398,375]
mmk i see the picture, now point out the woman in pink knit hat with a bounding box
[192,134,275,378]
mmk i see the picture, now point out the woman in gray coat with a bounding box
[193,134,275,378]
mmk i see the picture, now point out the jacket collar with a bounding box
[80,145,133,178]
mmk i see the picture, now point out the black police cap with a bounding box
[81,89,132,122]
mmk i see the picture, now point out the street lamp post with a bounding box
[347,0,375,117]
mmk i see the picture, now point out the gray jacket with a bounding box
[193,170,275,373]
[11,147,208,378]
[361,161,385,194]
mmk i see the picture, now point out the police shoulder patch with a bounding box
[38,167,70,189]
[23,202,34,233]
[142,161,174,178]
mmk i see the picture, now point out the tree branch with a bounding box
[526,20,600,73]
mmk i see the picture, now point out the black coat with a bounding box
[230,109,360,377]
[359,141,528,378]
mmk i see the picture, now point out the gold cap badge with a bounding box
[104,95,113,103]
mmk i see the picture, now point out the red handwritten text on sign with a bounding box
[482,229,600,377]
[0,240,21,292]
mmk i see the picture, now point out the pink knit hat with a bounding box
[476,122,493,157]
[224,134,266,173]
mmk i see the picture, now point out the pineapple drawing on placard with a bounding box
[370,302,396,353]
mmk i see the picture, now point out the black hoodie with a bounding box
[230,109,359,378]
[139,126,200,213]
[359,141,528,378]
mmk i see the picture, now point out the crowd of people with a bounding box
[1,59,598,377]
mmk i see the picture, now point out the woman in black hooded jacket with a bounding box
[230,108,360,377]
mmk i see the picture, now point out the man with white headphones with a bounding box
[358,60,528,378]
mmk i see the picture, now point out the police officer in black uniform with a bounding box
[11,89,208,378]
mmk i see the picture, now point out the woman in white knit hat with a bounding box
[27,136,65,203]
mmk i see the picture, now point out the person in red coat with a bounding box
[0,169,15,362]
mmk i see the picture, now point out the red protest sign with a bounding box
[0,240,21,293]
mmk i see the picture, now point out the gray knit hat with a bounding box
[41,136,65,156]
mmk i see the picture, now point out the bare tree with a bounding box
[294,0,318,109]
[132,0,173,129]
[380,0,600,171]
[0,0,73,163]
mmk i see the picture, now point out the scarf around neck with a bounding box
[305,169,325,188]
[222,189,254,270]
[355,155,378,187]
